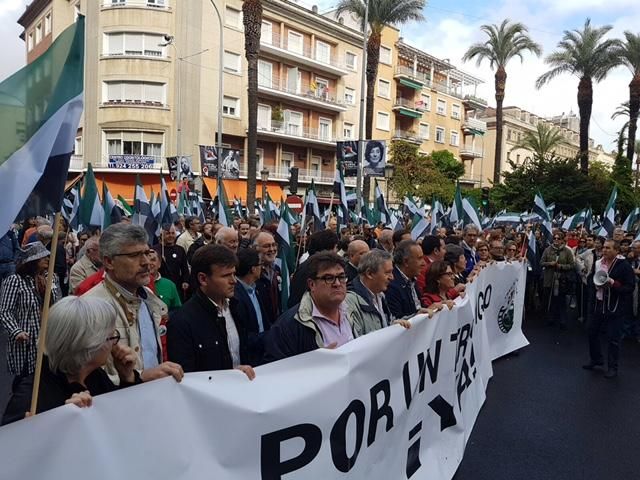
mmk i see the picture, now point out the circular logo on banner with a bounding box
[497,282,517,333]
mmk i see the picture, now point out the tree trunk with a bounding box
[627,74,640,165]
[577,76,593,175]
[242,0,263,210]
[365,32,381,139]
[363,32,381,202]
[493,66,507,185]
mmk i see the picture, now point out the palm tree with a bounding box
[512,122,565,162]
[463,20,542,185]
[615,32,640,164]
[536,18,620,175]
[242,0,263,209]
[335,0,425,140]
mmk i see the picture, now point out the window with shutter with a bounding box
[125,33,143,55]
[108,33,124,55]
[287,31,303,55]
[124,83,143,102]
[145,83,164,103]
[287,67,299,93]
[315,40,330,64]
[258,60,272,88]
[106,82,121,102]
[258,104,271,129]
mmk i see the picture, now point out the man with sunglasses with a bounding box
[264,252,353,362]
[86,224,183,384]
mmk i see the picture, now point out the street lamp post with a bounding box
[159,36,181,161]
[356,0,370,215]
[261,168,269,205]
[384,163,395,205]
[209,0,224,188]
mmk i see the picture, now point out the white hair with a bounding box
[45,296,117,375]
[215,226,238,243]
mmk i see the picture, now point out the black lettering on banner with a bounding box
[454,324,471,368]
[405,422,423,478]
[402,361,412,409]
[428,395,457,431]
[476,285,492,323]
[367,380,394,447]
[426,340,442,384]
[260,423,322,480]
[456,357,473,406]
[330,400,366,472]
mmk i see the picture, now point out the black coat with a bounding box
[255,264,282,323]
[596,257,635,315]
[345,262,359,285]
[234,282,272,366]
[288,259,311,308]
[386,266,420,319]
[167,289,248,372]
[263,304,319,363]
[2,356,140,425]
[153,244,190,289]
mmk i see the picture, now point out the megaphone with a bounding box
[594,269,610,287]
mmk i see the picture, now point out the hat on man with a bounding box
[16,242,50,266]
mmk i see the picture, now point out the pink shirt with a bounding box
[312,301,354,348]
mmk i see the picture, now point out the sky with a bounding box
[0,0,637,152]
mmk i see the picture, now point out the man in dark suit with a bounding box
[167,245,255,379]
[386,240,427,319]
[234,248,272,366]
[584,239,635,378]
[345,239,369,285]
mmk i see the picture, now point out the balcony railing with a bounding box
[260,31,347,74]
[463,94,488,108]
[101,99,167,108]
[393,129,423,144]
[70,154,84,171]
[459,144,483,158]
[463,117,487,134]
[240,166,355,186]
[394,66,430,84]
[257,121,334,143]
[258,74,346,110]
[102,0,170,9]
[429,80,463,99]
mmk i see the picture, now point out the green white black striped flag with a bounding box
[0,18,84,235]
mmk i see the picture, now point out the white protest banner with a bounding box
[0,263,528,479]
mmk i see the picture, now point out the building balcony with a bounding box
[392,98,423,118]
[392,129,423,145]
[257,75,347,113]
[69,154,84,171]
[255,122,335,147]
[394,66,429,89]
[462,117,487,135]
[459,176,483,186]
[260,32,349,78]
[459,145,483,159]
[241,166,355,187]
[429,80,463,99]
[463,94,488,110]
[101,100,169,110]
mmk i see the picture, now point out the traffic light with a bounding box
[481,187,490,214]
[289,166,299,195]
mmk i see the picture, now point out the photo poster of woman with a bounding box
[199,146,241,179]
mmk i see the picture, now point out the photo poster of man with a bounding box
[337,140,359,177]
[363,140,386,177]
[167,156,178,181]
[199,146,241,179]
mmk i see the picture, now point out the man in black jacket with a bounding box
[153,224,190,300]
[386,240,426,319]
[235,248,272,366]
[264,252,352,362]
[167,245,255,379]
[583,239,635,378]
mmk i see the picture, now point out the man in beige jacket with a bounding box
[85,223,182,383]
[69,236,101,292]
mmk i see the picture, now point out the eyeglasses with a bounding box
[106,330,120,345]
[507,248,517,252]
[112,249,154,260]
[314,274,348,285]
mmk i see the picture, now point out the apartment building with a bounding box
[320,20,488,191]
[17,0,362,202]
[478,107,614,184]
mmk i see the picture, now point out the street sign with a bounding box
[286,195,303,213]
[170,188,177,201]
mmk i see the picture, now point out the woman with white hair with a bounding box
[2,296,183,424]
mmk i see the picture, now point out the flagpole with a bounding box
[356,0,369,215]
[29,211,63,416]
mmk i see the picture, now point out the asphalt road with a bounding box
[455,311,640,480]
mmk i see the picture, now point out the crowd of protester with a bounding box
[0,212,633,423]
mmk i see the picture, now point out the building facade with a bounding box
[478,107,615,185]
[17,0,362,202]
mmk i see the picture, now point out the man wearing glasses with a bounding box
[253,232,282,323]
[264,252,353,362]
[461,225,479,276]
[86,223,183,383]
